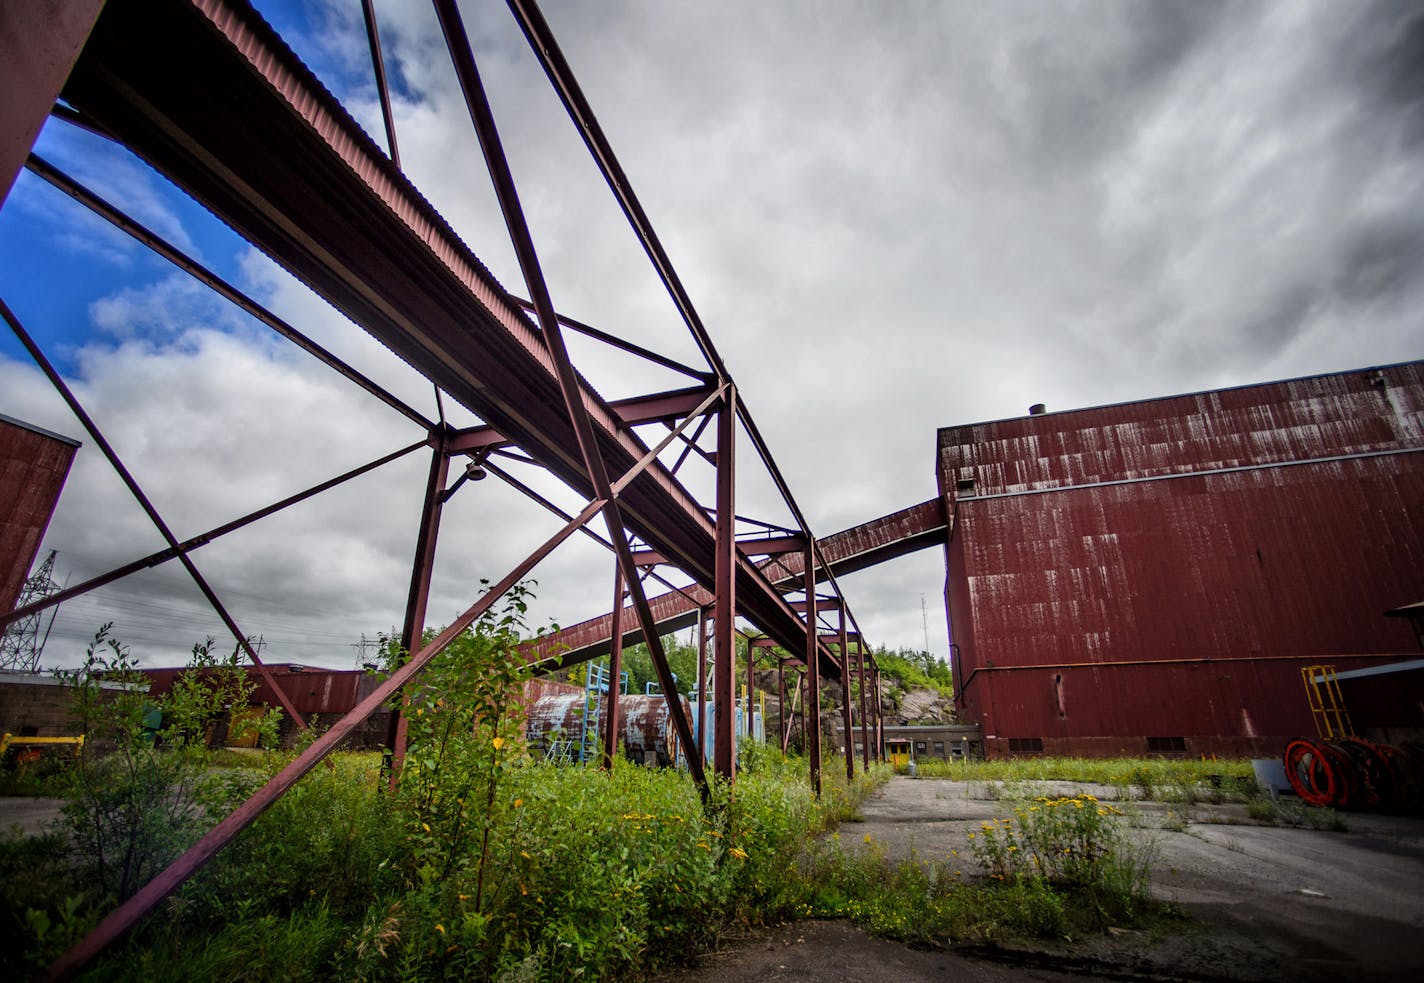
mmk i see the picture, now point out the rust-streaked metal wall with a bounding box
[1,414,80,615]
[939,362,1424,758]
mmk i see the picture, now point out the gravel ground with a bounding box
[664,776,1424,982]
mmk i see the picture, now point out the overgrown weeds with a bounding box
[913,755,1257,802]
[1244,793,1348,831]
[968,794,1155,925]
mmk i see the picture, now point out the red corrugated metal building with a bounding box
[939,362,1424,758]
[1,413,80,614]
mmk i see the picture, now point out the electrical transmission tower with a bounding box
[0,550,63,673]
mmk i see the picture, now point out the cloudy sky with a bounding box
[2,0,1421,670]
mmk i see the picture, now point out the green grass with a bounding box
[910,756,1257,801]
[2,750,890,981]
[3,747,1206,979]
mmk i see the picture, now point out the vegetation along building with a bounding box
[938,361,1424,758]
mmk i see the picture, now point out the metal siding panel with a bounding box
[947,364,1424,755]
[0,420,78,613]
[938,363,1424,495]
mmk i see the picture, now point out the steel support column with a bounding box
[696,607,707,761]
[713,389,737,779]
[601,561,624,770]
[747,635,756,740]
[789,670,803,754]
[865,661,877,763]
[385,437,451,779]
[840,614,854,782]
[804,546,821,797]
[780,658,791,752]
[857,645,870,770]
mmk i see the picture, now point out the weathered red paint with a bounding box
[0,0,106,207]
[0,415,78,616]
[941,362,1424,758]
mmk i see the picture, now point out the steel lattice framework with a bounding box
[0,0,891,975]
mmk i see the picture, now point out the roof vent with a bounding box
[1028,403,1047,416]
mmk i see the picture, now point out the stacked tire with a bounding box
[1283,737,1421,810]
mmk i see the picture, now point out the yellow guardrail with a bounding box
[0,733,85,764]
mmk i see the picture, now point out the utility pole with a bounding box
[921,593,930,655]
[351,633,378,667]
[0,550,63,672]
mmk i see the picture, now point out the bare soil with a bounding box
[661,777,1424,982]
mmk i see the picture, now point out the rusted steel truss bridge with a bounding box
[1,1,947,974]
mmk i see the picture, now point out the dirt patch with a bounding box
[657,918,1086,983]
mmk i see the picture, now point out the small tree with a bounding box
[60,625,281,902]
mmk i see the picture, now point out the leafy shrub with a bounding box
[59,626,282,903]
[969,794,1154,923]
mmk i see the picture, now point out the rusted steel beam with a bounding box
[610,382,727,497]
[47,493,609,981]
[857,640,870,771]
[385,438,452,781]
[2,296,308,732]
[505,0,728,382]
[696,607,707,761]
[865,661,877,763]
[781,669,800,753]
[24,153,435,431]
[669,411,714,476]
[629,549,668,567]
[601,561,624,770]
[0,437,425,631]
[713,390,737,778]
[480,461,705,621]
[446,383,719,455]
[747,614,756,740]
[839,614,854,782]
[804,545,820,797]
[0,0,105,207]
[432,0,705,796]
[737,534,806,557]
[789,597,841,613]
[509,296,708,381]
[359,0,400,168]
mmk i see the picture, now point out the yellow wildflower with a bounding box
[729,847,749,860]
[492,737,505,750]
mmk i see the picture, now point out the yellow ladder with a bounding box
[1301,665,1353,740]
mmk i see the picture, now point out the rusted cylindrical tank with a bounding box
[525,693,689,766]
